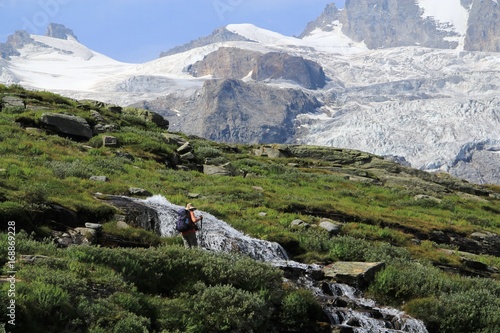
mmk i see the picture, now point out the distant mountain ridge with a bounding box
[0,0,499,185]
[304,0,500,52]
[161,0,500,56]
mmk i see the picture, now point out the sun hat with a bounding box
[186,203,196,210]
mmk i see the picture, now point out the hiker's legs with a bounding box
[182,232,198,248]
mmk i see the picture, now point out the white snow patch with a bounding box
[227,23,367,55]
[417,0,469,35]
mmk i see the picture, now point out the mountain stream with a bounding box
[139,195,428,333]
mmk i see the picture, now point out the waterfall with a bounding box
[140,195,288,262]
[136,195,428,333]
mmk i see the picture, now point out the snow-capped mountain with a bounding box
[0,1,499,185]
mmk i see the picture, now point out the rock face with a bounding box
[125,108,169,129]
[0,30,34,60]
[252,52,326,89]
[341,0,458,50]
[160,79,321,143]
[1,95,25,108]
[323,262,386,288]
[300,3,342,37]
[302,0,500,53]
[40,113,93,140]
[188,47,326,90]
[45,23,79,41]
[465,0,500,52]
[97,195,161,235]
[188,47,261,79]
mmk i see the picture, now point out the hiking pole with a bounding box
[199,216,203,247]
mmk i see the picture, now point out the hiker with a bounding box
[180,203,202,248]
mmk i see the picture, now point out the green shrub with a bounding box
[369,262,446,303]
[18,281,71,319]
[113,313,150,333]
[47,159,93,179]
[75,203,115,223]
[21,182,49,204]
[280,289,326,332]
[0,201,33,229]
[329,236,372,261]
[195,146,223,159]
[189,284,269,332]
[297,229,332,253]
[405,289,500,333]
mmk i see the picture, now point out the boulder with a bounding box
[46,204,80,228]
[203,164,231,176]
[52,228,95,247]
[94,124,119,134]
[162,133,187,146]
[414,194,442,203]
[180,152,195,160]
[128,187,153,197]
[177,142,192,154]
[254,145,289,158]
[90,176,109,182]
[470,231,500,256]
[323,262,386,288]
[290,219,310,230]
[318,220,343,235]
[130,108,169,129]
[103,136,119,147]
[74,228,98,243]
[108,105,123,113]
[19,255,49,264]
[79,99,108,109]
[116,221,130,229]
[84,223,103,230]
[95,195,161,235]
[40,113,93,140]
[114,151,134,161]
[2,95,25,108]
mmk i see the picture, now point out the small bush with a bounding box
[369,262,446,303]
[280,289,327,332]
[405,289,500,333]
[47,160,93,179]
[112,313,150,333]
[329,236,372,261]
[195,146,223,159]
[189,284,269,332]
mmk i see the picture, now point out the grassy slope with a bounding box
[0,84,499,332]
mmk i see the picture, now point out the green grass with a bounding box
[0,85,499,332]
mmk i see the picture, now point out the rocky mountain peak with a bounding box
[299,3,341,38]
[302,0,499,53]
[45,23,79,41]
[342,0,460,50]
[160,27,252,57]
[0,30,34,60]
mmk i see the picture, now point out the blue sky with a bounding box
[0,0,345,63]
